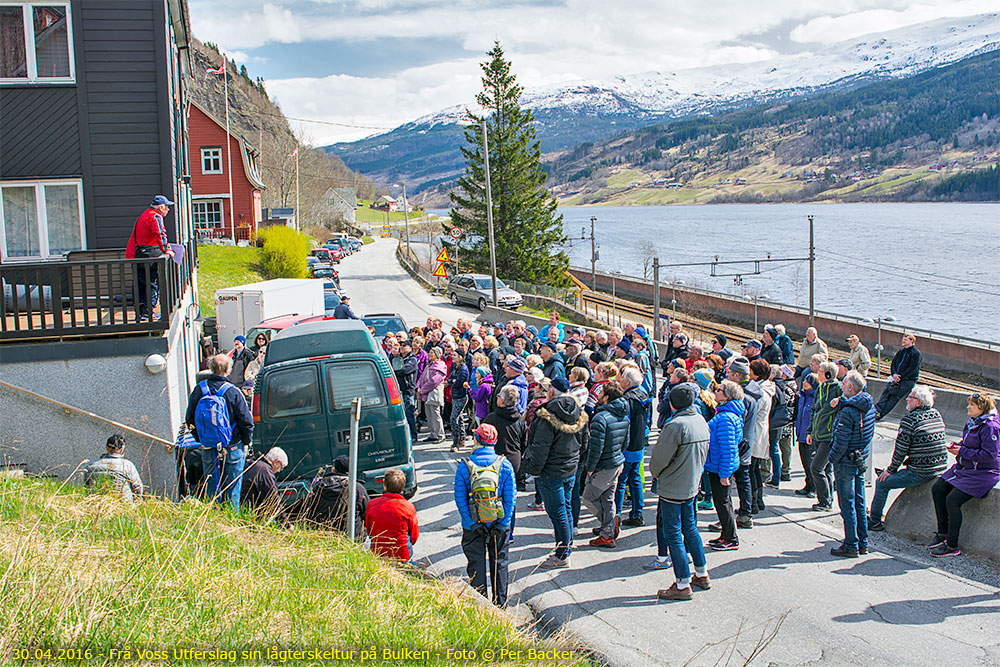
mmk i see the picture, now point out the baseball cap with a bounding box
[765,327,780,340]
[543,341,559,352]
[494,322,504,328]
[151,195,174,206]
[551,377,570,393]
[745,339,762,350]
[836,358,854,370]
[565,337,582,347]
[472,423,498,445]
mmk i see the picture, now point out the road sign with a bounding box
[432,263,448,278]
[435,247,450,263]
[449,227,463,239]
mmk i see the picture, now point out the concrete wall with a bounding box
[866,378,974,431]
[570,268,999,383]
[0,299,201,499]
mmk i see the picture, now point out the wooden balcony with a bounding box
[1,242,194,342]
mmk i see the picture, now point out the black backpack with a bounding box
[302,475,350,529]
[769,380,796,429]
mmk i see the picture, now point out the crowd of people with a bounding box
[82,307,999,607]
[378,312,999,603]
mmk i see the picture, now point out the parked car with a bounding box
[310,248,333,264]
[309,263,338,278]
[245,313,331,346]
[253,320,417,502]
[324,238,351,256]
[362,313,407,338]
[323,291,342,316]
[446,273,522,311]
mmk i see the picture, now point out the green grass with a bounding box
[361,235,375,244]
[354,201,422,224]
[196,245,264,317]
[0,477,590,666]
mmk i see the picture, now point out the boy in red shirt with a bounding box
[364,469,419,561]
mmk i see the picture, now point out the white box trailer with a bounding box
[214,279,324,350]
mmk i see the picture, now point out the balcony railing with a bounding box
[1,242,194,342]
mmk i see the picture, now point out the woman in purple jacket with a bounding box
[928,393,1000,557]
[794,374,818,498]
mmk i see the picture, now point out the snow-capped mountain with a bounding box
[327,13,1000,192]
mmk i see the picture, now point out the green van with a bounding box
[251,320,416,502]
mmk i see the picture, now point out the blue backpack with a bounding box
[194,380,234,449]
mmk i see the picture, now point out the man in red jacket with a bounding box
[125,195,175,320]
[364,469,419,562]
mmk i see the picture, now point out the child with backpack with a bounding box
[454,423,516,607]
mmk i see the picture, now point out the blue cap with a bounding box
[634,326,647,339]
[526,325,539,335]
[543,341,558,352]
[551,377,570,393]
[151,195,174,206]
[494,322,504,328]
[616,340,632,353]
[234,335,246,344]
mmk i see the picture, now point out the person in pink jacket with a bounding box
[416,347,448,443]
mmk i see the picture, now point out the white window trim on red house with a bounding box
[200,147,223,175]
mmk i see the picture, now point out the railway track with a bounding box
[579,290,988,394]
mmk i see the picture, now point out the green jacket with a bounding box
[808,380,842,444]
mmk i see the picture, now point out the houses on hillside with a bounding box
[1,0,198,498]
[187,101,265,241]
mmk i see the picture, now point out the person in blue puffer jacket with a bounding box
[828,371,877,558]
[705,380,745,551]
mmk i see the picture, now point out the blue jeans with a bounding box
[202,445,245,509]
[834,462,868,549]
[402,394,417,443]
[657,498,707,581]
[769,432,782,485]
[615,460,643,520]
[536,475,575,560]
[870,468,927,520]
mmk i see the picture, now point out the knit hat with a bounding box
[506,357,526,372]
[634,326,648,339]
[333,455,350,474]
[615,340,632,354]
[765,327,780,341]
[714,334,727,348]
[234,335,246,344]
[550,377,570,393]
[693,368,714,390]
[669,384,697,410]
[729,355,750,376]
[472,423,498,445]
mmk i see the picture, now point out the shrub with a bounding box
[256,225,309,279]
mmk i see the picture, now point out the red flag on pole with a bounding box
[205,62,226,75]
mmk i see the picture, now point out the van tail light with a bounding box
[384,374,402,406]
[252,393,261,423]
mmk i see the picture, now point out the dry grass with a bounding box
[0,477,591,665]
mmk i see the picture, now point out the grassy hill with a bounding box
[196,245,264,317]
[547,49,1000,205]
[0,477,589,666]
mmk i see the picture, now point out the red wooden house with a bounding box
[187,101,265,240]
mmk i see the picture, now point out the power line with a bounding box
[817,251,999,291]
[822,248,997,289]
[258,110,393,131]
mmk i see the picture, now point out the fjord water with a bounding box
[557,203,998,341]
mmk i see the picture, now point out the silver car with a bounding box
[447,273,523,311]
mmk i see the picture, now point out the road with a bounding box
[341,238,1000,667]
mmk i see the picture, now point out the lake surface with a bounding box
[431,203,1000,341]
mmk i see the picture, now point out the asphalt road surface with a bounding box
[340,238,1000,667]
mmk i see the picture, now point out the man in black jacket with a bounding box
[760,328,783,366]
[185,354,254,508]
[616,366,650,527]
[392,339,419,444]
[523,378,589,569]
[241,447,288,522]
[875,333,922,421]
[302,456,369,539]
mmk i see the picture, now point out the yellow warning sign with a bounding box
[435,247,450,263]
[432,263,448,278]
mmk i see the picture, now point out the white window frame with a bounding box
[192,199,223,229]
[0,2,76,84]
[0,178,86,261]
[201,147,222,174]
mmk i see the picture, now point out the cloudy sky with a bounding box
[189,0,995,145]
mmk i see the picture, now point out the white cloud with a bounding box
[789,0,999,43]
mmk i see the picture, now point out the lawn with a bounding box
[0,477,590,666]
[196,245,264,316]
[355,200,423,224]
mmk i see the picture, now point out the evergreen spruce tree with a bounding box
[450,42,568,286]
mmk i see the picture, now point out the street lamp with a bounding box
[872,315,896,378]
[671,280,685,322]
[610,271,621,326]
[391,183,411,258]
[747,293,770,336]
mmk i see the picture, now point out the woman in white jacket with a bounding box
[749,358,775,513]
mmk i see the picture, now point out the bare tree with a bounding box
[639,241,657,281]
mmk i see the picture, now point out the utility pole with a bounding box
[652,257,661,341]
[401,182,411,258]
[590,216,597,290]
[808,215,815,326]
[482,119,498,308]
[294,146,300,232]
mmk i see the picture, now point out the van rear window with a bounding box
[327,361,384,411]
[265,367,320,419]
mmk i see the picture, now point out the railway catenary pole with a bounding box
[652,257,661,341]
[809,215,815,327]
[590,216,597,290]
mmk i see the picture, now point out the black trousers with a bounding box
[462,524,509,606]
[875,381,916,420]
[798,440,815,492]
[750,458,765,511]
[931,477,977,548]
[134,252,160,319]
[708,472,737,542]
[733,463,753,517]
